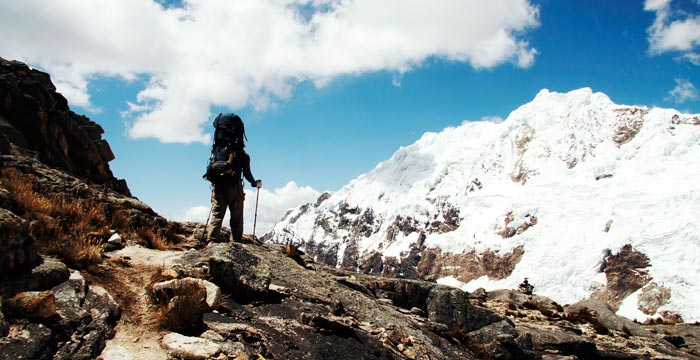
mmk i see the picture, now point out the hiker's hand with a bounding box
[254,180,262,188]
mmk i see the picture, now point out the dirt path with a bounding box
[92,246,188,360]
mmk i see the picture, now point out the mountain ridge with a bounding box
[3,58,700,359]
[266,87,700,323]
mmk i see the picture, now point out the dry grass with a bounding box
[136,226,171,250]
[1,168,110,268]
[3,290,57,320]
[154,280,206,334]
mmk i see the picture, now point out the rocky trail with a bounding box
[92,245,188,360]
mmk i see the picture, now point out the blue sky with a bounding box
[1,0,699,234]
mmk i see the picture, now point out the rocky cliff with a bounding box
[0,57,129,195]
[0,58,195,359]
[1,59,699,360]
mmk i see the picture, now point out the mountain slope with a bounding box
[266,88,700,323]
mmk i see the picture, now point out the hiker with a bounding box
[204,113,262,243]
[518,278,534,295]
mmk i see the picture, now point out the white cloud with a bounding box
[174,205,211,224]
[665,78,699,103]
[174,181,321,237]
[645,0,700,63]
[0,0,539,144]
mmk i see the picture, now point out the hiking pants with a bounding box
[207,178,245,242]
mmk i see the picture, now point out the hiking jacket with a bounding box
[238,152,256,186]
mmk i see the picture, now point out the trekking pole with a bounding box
[200,183,213,244]
[253,187,260,241]
[201,205,212,243]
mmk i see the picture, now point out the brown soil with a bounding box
[86,246,187,360]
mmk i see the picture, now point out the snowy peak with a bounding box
[266,88,700,323]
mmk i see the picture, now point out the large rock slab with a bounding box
[356,276,503,332]
[162,332,222,360]
[181,243,271,302]
[52,274,121,360]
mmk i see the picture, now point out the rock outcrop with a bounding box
[0,58,192,359]
[0,57,128,195]
[0,206,37,273]
[0,266,121,360]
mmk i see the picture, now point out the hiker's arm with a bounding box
[242,153,259,187]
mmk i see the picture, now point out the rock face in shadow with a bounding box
[0,207,37,273]
[0,57,128,195]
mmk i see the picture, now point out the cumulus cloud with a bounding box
[665,78,699,103]
[645,0,700,64]
[174,181,321,237]
[0,0,539,143]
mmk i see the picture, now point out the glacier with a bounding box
[267,88,700,323]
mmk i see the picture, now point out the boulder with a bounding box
[53,285,120,360]
[13,256,70,293]
[162,332,222,360]
[51,272,121,360]
[204,317,266,339]
[0,207,37,274]
[565,299,654,338]
[427,284,503,333]
[104,232,124,252]
[356,276,503,333]
[518,325,598,358]
[182,243,271,302]
[0,323,54,360]
[52,271,89,325]
[466,320,540,360]
[0,301,7,337]
[153,277,221,310]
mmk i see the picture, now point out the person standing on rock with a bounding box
[204,113,262,244]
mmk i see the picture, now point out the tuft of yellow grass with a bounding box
[1,168,109,268]
[136,226,171,250]
[156,280,206,334]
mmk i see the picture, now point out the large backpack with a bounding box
[204,113,246,181]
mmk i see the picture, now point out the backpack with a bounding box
[204,113,246,181]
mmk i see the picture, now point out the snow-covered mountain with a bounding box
[266,88,700,323]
